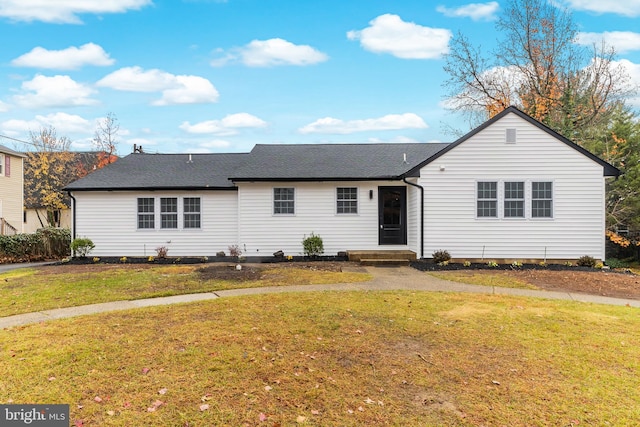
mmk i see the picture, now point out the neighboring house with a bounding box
[0,144,26,235]
[23,151,117,234]
[65,107,619,261]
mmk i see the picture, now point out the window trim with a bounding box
[273,187,295,215]
[336,187,358,215]
[0,153,4,176]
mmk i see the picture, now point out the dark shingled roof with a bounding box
[0,144,27,158]
[64,152,251,191]
[230,143,450,181]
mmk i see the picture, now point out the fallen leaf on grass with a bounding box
[94,396,102,403]
[106,410,115,416]
[264,385,272,392]
[74,421,84,427]
[158,388,168,395]
[199,404,209,412]
[147,400,164,412]
[259,413,267,421]
[296,415,306,423]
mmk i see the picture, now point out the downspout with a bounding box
[67,191,76,241]
[402,177,424,259]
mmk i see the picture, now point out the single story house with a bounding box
[64,107,619,261]
[0,144,26,235]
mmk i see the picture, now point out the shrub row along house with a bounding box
[65,107,619,261]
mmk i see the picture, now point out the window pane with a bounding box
[137,198,155,229]
[477,200,497,217]
[184,198,201,229]
[161,197,178,229]
[274,188,295,214]
[337,187,358,214]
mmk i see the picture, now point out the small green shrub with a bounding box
[302,233,324,257]
[605,258,628,269]
[432,250,451,264]
[463,260,472,267]
[577,255,597,268]
[486,261,498,268]
[70,237,95,258]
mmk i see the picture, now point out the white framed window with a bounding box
[477,181,497,217]
[0,154,4,176]
[183,197,201,229]
[532,182,553,218]
[504,181,524,218]
[160,197,178,229]
[337,187,358,214]
[137,198,155,229]
[274,188,295,215]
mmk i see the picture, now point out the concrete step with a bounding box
[347,250,416,262]
[359,258,411,266]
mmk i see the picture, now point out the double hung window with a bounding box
[274,188,295,215]
[477,182,497,217]
[532,182,553,218]
[137,198,155,229]
[337,187,358,214]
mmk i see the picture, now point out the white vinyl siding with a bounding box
[420,112,607,261]
[238,181,413,255]
[73,191,237,256]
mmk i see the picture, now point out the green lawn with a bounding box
[1,291,638,426]
[0,264,371,317]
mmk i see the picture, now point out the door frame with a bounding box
[378,186,407,245]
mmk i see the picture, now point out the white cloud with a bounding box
[0,0,152,24]
[1,112,93,135]
[614,59,640,106]
[347,14,451,59]
[211,38,328,67]
[576,31,640,54]
[0,100,9,112]
[11,43,115,70]
[436,2,499,21]
[180,113,267,136]
[97,66,219,105]
[200,139,231,149]
[13,74,97,108]
[298,113,428,134]
[560,0,640,17]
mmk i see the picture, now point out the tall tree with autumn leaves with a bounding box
[443,0,640,243]
[443,0,634,148]
[25,116,120,229]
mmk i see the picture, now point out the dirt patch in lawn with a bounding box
[196,261,348,281]
[450,269,640,300]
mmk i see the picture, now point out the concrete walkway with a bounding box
[1,265,638,329]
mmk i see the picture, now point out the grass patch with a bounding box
[0,292,638,426]
[429,271,538,290]
[0,264,371,317]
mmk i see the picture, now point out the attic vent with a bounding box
[506,128,517,144]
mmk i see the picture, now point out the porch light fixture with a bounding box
[369,190,373,199]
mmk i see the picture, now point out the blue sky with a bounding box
[0,0,638,154]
